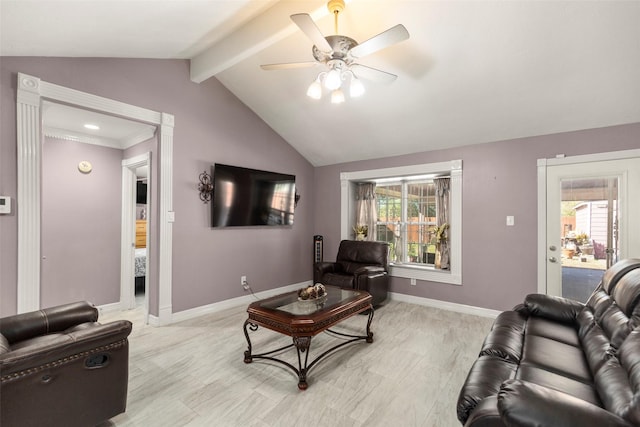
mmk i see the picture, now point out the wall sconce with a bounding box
[198,170,213,203]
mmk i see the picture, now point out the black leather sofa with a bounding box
[314,240,389,307]
[457,258,640,427]
[0,301,133,427]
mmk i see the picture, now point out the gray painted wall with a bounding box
[313,124,640,311]
[1,56,638,316]
[41,137,122,307]
[0,57,315,316]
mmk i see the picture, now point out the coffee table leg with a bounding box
[293,336,312,390]
[243,320,258,363]
[366,305,375,343]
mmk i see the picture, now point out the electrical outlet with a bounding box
[241,276,250,291]
[410,278,417,286]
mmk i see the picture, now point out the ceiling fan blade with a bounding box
[351,64,397,83]
[349,24,410,59]
[290,13,332,54]
[261,62,318,71]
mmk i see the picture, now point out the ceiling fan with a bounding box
[260,0,410,104]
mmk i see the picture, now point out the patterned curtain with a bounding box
[355,183,377,241]
[435,177,450,269]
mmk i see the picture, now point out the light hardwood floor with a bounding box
[99,299,495,427]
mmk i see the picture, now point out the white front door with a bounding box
[540,153,640,301]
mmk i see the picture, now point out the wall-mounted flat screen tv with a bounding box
[211,163,296,227]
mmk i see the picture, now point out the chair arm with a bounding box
[498,379,634,427]
[0,320,132,377]
[315,262,338,277]
[354,265,386,278]
[0,301,98,344]
[523,293,584,325]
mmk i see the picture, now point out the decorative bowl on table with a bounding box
[297,283,327,307]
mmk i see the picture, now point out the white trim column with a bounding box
[17,74,42,313]
[158,113,174,324]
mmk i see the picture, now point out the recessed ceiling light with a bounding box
[84,124,100,130]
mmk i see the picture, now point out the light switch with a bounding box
[167,211,175,222]
[506,216,515,226]
[0,196,11,214]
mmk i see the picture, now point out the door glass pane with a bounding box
[559,177,618,302]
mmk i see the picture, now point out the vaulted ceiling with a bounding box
[3,1,639,166]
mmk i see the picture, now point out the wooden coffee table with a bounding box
[243,285,374,389]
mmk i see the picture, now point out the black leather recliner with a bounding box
[314,240,389,307]
[0,301,133,427]
[457,258,640,427]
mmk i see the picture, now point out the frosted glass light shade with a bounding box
[331,89,345,104]
[324,68,342,90]
[306,79,322,99]
[350,78,365,97]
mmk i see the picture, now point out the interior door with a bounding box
[545,157,640,301]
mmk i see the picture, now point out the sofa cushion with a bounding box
[522,335,592,383]
[526,317,581,347]
[581,322,619,375]
[602,258,640,294]
[612,269,640,318]
[515,364,601,406]
[600,303,634,349]
[524,293,584,324]
[595,329,640,425]
[587,289,615,321]
[498,380,630,427]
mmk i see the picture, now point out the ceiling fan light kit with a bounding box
[261,0,409,105]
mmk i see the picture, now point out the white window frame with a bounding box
[340,160,462,285]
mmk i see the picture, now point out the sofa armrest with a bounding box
[498,379,634,427]
[354,265,386,277]
[0,301,99,344]
[1,320,132,377]
[314,262,338,278]
[523,293,584,325]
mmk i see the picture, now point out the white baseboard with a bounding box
[97,301,123,315]
[169,280,313,324]
[148,314,161,327]
[144,282,498,326]
[389,292,501,318]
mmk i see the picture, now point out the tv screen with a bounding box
[136,181,147,204]
[211,164,296,227]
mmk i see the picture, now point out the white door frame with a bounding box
[537,148,640,294]
[16,73,174,325]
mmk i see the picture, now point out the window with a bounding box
[376,180,438,265]
[340,160,462,285]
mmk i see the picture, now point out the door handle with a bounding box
[548,257,557,263]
